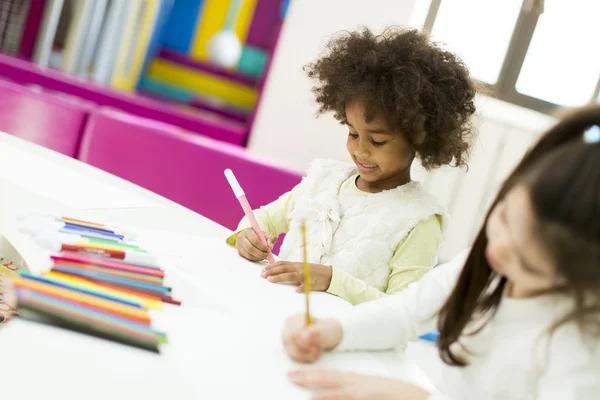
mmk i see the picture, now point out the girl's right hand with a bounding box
[0,275,17,323]
[235,228,276,261]
[282,314,343,363]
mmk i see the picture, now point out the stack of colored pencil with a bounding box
[14,272,166,351]
[48,253,181,306]
[14,215,180,352]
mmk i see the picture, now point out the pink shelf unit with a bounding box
[0,53,249,146]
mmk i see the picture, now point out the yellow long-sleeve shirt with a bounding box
[227,175,442,304]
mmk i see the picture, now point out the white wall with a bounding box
[417,96,556,261]
[248,0,418,171]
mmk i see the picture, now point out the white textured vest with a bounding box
[279,159,446,292]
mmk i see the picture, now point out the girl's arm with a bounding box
[326,216,442,305]
[335,250,468,352]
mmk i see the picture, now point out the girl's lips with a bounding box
[355,161,378,173]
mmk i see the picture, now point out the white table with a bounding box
[0,132,440,399]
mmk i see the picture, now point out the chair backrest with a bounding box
[0,78,92,157]
[79,108,303,231]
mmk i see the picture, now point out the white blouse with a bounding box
[337,251,600,400]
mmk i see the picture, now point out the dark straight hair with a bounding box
[437,106,600,366]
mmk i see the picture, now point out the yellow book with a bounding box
[191,0,257,61]
[147,58,257,109]
[111,0,161,91]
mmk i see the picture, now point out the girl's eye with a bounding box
[371,140,387,146]
[348,133,358,139]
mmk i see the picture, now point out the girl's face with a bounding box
[486,185,557,298]
[345,100,414,192]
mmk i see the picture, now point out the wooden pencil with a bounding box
[300,221,312,325]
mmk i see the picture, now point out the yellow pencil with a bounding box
[301,221,312,325]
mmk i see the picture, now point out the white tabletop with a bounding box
[0,132,440,399]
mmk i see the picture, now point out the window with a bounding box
[414,0,600,114]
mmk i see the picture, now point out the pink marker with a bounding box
[225,169,275,264]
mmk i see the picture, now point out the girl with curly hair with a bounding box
[228,27,477,305]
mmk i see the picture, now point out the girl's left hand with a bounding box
[288,369,431,400]
[0,275,17,323]
[261,262,333,291]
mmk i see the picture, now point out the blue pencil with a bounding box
[64,223,125,240]
[18,271,144,308]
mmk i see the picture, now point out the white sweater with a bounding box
[337,251,600,400]
[279,159,445,292]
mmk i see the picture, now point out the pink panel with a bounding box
[0,79,93,157]
[79,108,302,232]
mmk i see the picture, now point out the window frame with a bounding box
[420,0,600,115]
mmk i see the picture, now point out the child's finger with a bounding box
[291,336,322,362]
[266,234,277,249]
[293,329,315,351]
[312,389,347,400]
[284,340,321,363]
[294,326,324,354]
[267,272,302,283]
[288,369,344,389]
[237,242,261,261]
[245,229,270,252]
[240,239,269,261]
[303,326,325,348]
[236,241,254,260]
[283,328,318,362]
[261,262,290,276]
[264,261,285,269]
[281,315,324,362]
[287,346,320,363]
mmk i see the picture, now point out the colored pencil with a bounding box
[300,221,312,325]
[14,277,151,324]
[51,267,171,293]
[17,290,162,351]
[51,254,164,277]
[45,272,164,309]
[19,272,144,308]
[53,261,164,285]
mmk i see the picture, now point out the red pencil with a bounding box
[51,254,164,278]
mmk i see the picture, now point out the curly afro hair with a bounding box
[305,27,477,170]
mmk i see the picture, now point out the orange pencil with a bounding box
[300,221,312,325]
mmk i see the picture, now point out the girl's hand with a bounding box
[282,314,343,363]
[235,228,277,262]
[288,369,431,400]
[262,262,333,291]
[0,275,17,323]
